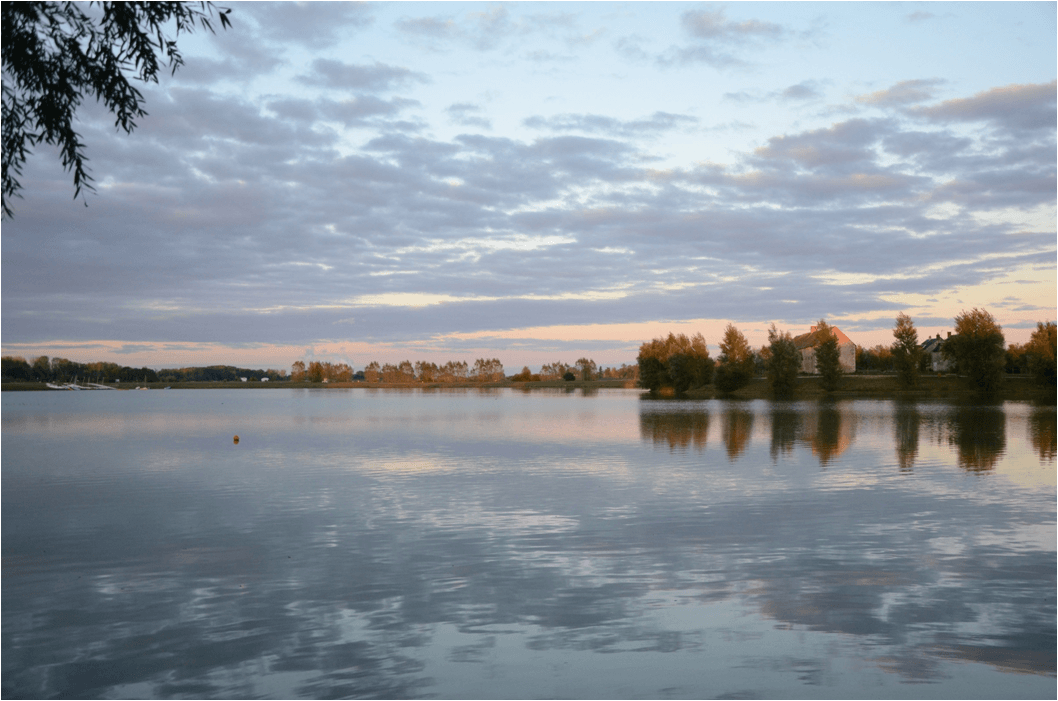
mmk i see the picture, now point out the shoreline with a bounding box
[2,375,1053,402]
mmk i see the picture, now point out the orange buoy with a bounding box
[233,435,240,444]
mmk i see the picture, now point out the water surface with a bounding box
[3,389,1055,698]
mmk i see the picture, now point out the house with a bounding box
[791,325,857,374]
[261,377,269,382]
[921,332,955,372]
[240,377,248,382]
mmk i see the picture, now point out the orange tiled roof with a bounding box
[791,326,853,350]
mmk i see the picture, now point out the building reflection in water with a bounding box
[1029,405,1056,463]
[639,408,709,451]
[894,401,921,472]
[769,404,801,461]
[722,406,754,460]
[946,405,1006,473]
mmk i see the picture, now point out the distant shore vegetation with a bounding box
[636,312,1056,398]
[288,357,638,384]
[4,312,1053,395]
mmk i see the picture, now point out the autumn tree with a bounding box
[857,345,893,374]
[540,362,570,381]
[2,2,232,216]
[415,361,439,383]
[942,308,1006,394]
[439,360,468,382]
[290,360,306,382]
[814,320,842,392]
[1005,343,1029,375]
[511,366,534,381]
[574,358,597,381]
[307,361,324,383]
[891,313,922,388]
[766,324,800,397]
[472,358,504,382]
[364,361,380,383]
[637,332,713,395]
[1026,321,1057,386]
[714,323,754,394]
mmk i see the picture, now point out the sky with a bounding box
[2,1,1055,372]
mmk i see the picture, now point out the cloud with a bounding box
[523,112,698,138]
[394,5,588,53]
[680,8,785,42]
[4,58,1053,360]
[910,80,1057,133]
[725,81,825,104]
[856,79,946,107]
[394,15,459,43]
[750,119,891,170]
[172,31,284,84]
[613,35,652,62]
[264,94,421,129]
[299,59,429,91]
[655,7,792,68]
[905,11,936,24]
[446,103,492,130]
[245,2,375,48]
[780,81,823,101]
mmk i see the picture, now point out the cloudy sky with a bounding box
[3,1,1055,371]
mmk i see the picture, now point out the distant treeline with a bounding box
[290,358,639,383]
[1,356,161,383]
[1,354,639,385]
[0,356,286,384]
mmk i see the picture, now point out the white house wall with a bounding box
[800,342,857,374]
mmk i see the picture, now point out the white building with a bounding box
[791,325,857,374]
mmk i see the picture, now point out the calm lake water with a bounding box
[2,389,1055,699]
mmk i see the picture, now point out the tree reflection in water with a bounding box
[769,404,801,461]
[722,406,754,460]
[5,393,1056,698]
[807,400,848,466]
[946,405,1006,473]
[894,401,920,472]
[638,408,709,451]
[1029,405,1056,463]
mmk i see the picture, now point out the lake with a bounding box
[2,388,1055,699]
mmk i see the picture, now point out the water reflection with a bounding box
[721,406,754,460]
[639,409,709,451]
[947,405,1006,473]
[805,400,851,466]
[769,404,801,460]
[1030,405,1056,463]
[3,392,1055,699]
[894,401,920,472]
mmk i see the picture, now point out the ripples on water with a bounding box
[2,389,1055,699]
